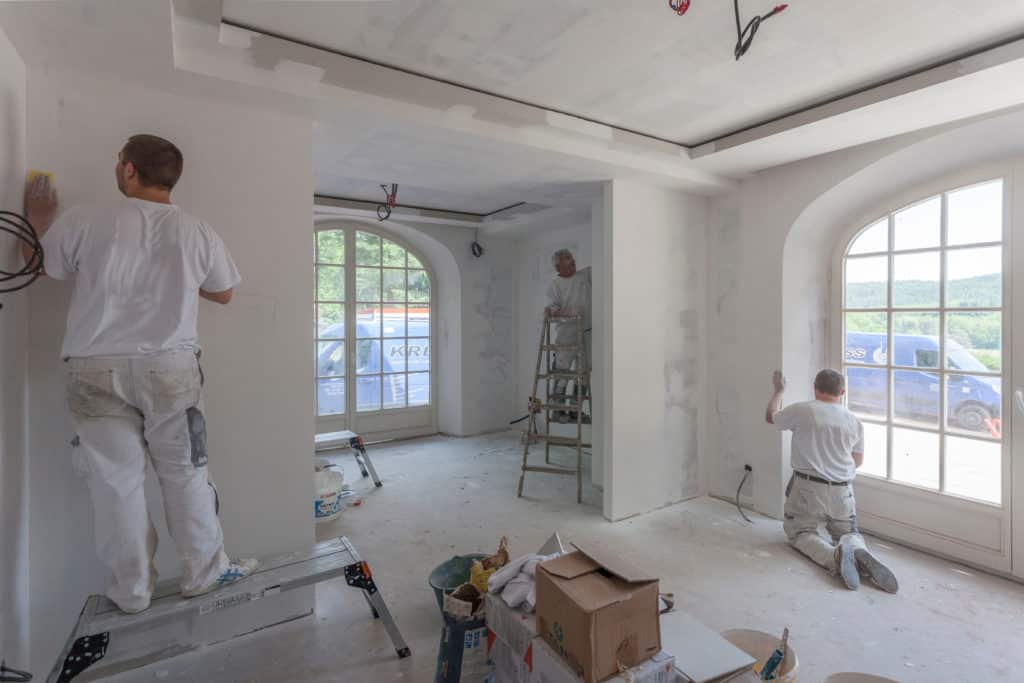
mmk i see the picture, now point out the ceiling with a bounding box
[223,0,1024,146]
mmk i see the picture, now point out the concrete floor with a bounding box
[128,431,1024,682]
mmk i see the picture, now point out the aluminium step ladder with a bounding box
[48,536,410,682]
[517,310,592,503]
[315,429,383,487]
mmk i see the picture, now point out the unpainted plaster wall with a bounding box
[604,180,707,520]
[0,20,29,670]
[23,66,316,674]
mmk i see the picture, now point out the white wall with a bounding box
[0,21,29,670]
[24,66,315,673]
[706,107,1024,519]
[604,180,708,520]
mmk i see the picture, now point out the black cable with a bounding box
[471,228,484,258]
[0,659,33,682]
[733,0,788,61]
[0,211,44,306]
[736,465,753,523]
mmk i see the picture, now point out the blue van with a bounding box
[845,332,1000,431]
[317,315,430,414]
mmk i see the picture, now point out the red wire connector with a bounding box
[772,4,789,14]
[669,0,691,16]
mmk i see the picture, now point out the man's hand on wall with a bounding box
[772,370,786,393]
[24,175,58,234]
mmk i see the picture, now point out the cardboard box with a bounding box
[535,544,661,683]
[532,638,676,683]
[486,593,538,664]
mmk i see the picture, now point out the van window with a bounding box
[915,349,939,368]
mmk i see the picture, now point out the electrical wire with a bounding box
[736,465,753,523]
[0,211,44,305]
[668,0,691,16]
[0,659,33,682]
[733,0,788,61]
[377,183,398,222]
[471,228,484,258]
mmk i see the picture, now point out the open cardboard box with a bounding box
[536,543,661,683]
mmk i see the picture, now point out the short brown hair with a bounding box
[814,369,845,396]
[121,134,183,190]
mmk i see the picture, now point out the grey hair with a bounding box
[551,248,573,269]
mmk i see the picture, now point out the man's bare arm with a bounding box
[200,288,233,305]
[765,370,786,424]
[852,451,864,469]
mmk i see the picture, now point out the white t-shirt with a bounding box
[41,198,241,358]
[773,400,864,483]
[546,266,592,330]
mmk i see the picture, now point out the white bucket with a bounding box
[314,467,346,523]
[721,629,798,681]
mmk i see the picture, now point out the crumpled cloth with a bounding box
[487,552,561,612]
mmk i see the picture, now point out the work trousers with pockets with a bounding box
[783,473,866,573]
[65,350,228,612]
[552,326,591,400]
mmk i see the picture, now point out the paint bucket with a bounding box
[721,629,798,681]
[428,554,488,614]
[314,467,346,523]
[823,675,899,683]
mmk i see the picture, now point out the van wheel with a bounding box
[956,404,992,432]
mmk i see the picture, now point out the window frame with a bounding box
[314,221,436,430]
[832,167,1011,509]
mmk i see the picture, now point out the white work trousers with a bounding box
[552,325,591,399]
[783,474,866,573]
[65,350,228,611]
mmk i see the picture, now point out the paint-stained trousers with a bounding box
[65,350,228,612]
[783,473,866,573]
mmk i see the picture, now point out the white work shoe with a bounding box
[182,558,259,598]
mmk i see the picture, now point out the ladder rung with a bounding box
[541,344,581,351]
[522,465,577,476]
[539,371,587,379]
[535,403,583,411]
[546,314,583,322]
[535,435,592,447]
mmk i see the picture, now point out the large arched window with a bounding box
[841,179,1004,504]
[315,226,433,430]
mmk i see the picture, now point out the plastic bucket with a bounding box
[721,629,798,680]
[428,554,487,613]
[823,675,900,683]
[314,468,346,523]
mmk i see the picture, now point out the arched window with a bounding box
[841,179,1004,504]
[315,226,433,428]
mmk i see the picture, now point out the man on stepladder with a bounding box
[546,248,591,424]
[23,134,257,614]
[766,369,898,593]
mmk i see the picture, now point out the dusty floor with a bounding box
[127,431,1024,682]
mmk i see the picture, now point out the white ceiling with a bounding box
[223,0,1024,145]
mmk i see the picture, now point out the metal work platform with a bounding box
[48,536,410,682]
[315,429,383,487]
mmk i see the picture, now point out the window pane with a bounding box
[845,256,887,308]
[383,240,406,267]
[317,378,345,416]
[382,269,406,302]
[859,421,887,478]
[891,428,939,490]
[316,230,344,264]
[355,339,380,375]
[893,251,939,308]
[846,367,888,419]
[408,372,430,406]
[893,370,939,428]
[383,304,406,338]
[383,373,407,409]
[947,180,1002,247]
[316,341,345,378]
[356,375,381,412]
[946,312,1001,372]
[892,312,939,368]
[356,267,381,302]
[382,338,406,373]
[356,304,381,339]
[317,265,344,302]
[408,252,424,269]
[946,246,1001,308]
[356,231,381,266]
[408,269,430,303]
[848,218,888,255]
[406,338,430,373]
[893,196,940,251]
[845,312,887,365]
[409,305,430,339]
[945,435,1001,504]
[946,374,1001,436]
[317,304,344,339]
